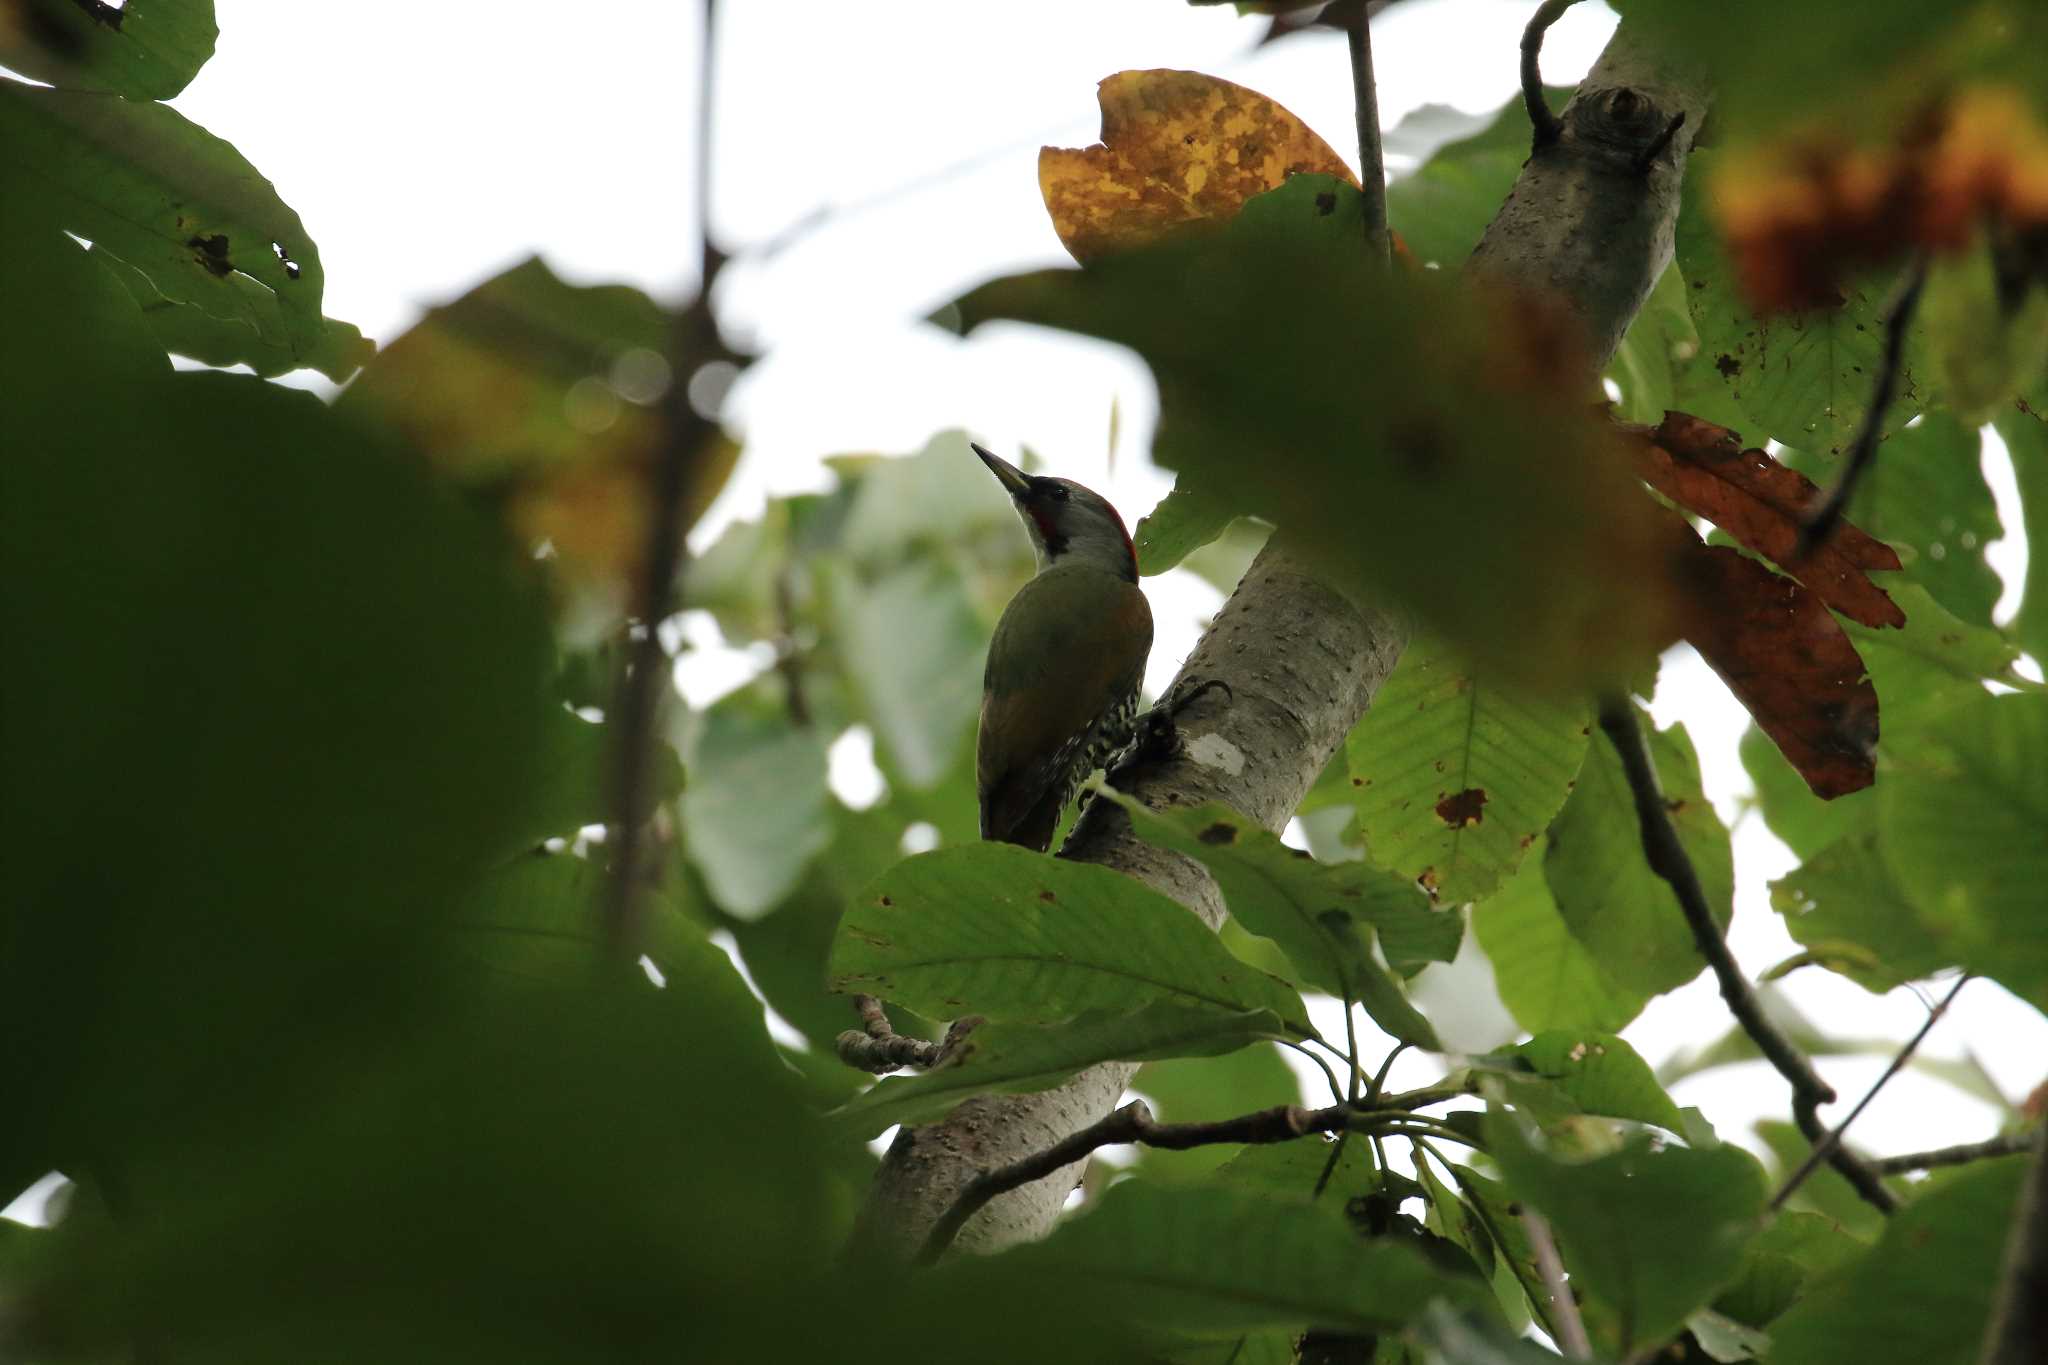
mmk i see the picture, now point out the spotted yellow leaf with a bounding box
[1040,68,1356,263]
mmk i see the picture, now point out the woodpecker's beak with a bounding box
[971,442,1033,500]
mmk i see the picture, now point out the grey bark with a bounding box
[853,18,1708,1262]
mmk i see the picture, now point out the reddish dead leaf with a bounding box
[1716,86,2048,312]
[1627,412,1904,629]
[1039,69,1357,264]
[1434,788,1487,828]
[1676,533,1879,798]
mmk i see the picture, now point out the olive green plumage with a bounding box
[970,444,1153,852]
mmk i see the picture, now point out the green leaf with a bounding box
[1712,1211,1864,1329]
[1506,1032,1686,1133]
[830,843,1313,1033]
[953,174,1687,693]
[1847,582,2029,740]
[1994,404,2048,666]
[1133,478,1239,576]
[1386,88,1570,269]
[1545,712,1732,998]
[1738,721,1875,862]
[1769,830,1947,995]
[1766,1157,2028,1365]
[680,694,832,919]
[827,557,982,789]
[0,80,369,380]
[1675,152,1935,455]
[833,1002,1288,1138]
[1489,1118,1767,1355]
[1608,262,1702,423]
[1347,636,1592,905]
[990,1181,1488,1337]
[513,704,681,849]
[0,0,217,100]
[1880,691,2048,1010]
[1845,414,2003,626]
[1105,794,1458,979]
[1472,837,1649,1035]
[1212,1134,1379,1206]
[1409,1303,1568,1365]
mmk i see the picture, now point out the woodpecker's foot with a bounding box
[1102,677,1235,790]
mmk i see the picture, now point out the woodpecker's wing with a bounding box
[977,566,1153,848]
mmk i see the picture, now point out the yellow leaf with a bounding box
[1039,69,1356,263]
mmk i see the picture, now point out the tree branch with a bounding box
[1596,699,1897,1215]
[1768,976,1966,1212]
[1524,1205,1591,1359]
[1868,1131,2040,1177]
[603,0,727,958]
[1519,0,1583,148]
[1977,1120,2048,1365]
[1797,256,1930,558]
[1345,6,1390,268]
[855,20,1711,1263]
[834,995,977,1074]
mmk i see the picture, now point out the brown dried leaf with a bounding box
[1630,411,1905,629]
[1039,68,1356,263]
[1677,531,1880,798]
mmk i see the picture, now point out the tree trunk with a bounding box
[852,20,1710,1261]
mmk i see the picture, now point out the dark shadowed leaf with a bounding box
[1489,1117,1766,1356]
[1546,711,1732,998]
[1766,1157,2027,1365]
[1347,636,1592,904]
[0,0,217,99]
[1711,1210,1864,1331]
[0,79,368,379]
[830,843,1312,1033]
[953,174,1687,692]
[833,1002,1288,1138]
[985,1182,1488,1338]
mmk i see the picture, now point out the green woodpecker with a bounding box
[972,443,1153,852]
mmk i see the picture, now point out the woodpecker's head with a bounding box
[972,443,1137,582]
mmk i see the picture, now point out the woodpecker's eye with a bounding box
[1047,484,1069,502]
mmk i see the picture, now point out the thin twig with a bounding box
[1523,1205,1590,1359]
[602,0,727,959]
[1797,257,1930,558]
[1344,5,1391,268]
[1977,1120,2048,1365]
[1769,977,1968,1211]
[1633,111,1688,174]
[1869,1131,2040,1177]
[1596,698,1897,1215]
[1315,964,1365,1198]
[1282,1038,1349,1106]
[1520,0,1582,149]
[919,1099,1333,1264]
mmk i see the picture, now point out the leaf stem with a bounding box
[1523,1204,1591,1358]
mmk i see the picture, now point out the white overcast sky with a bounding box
[151,0,2048,1168]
